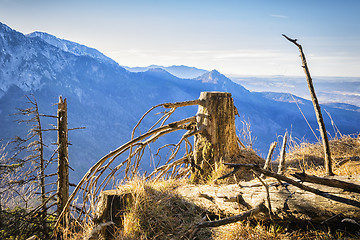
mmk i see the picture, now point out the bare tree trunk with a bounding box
[283,34,333,176]
[57,96,69,230]
[192,92,241,182]
[33,99,48,237]
[0,195,2,229]
[277,132,287,175]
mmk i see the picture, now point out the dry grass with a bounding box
[212,220,354,240]
[213,134,360,240]
[285,134,360,176]
[209,147,265,184]
[113,178,208,240]
[194,147,265,185]
[213,221,285,240]
[64,135,360,240]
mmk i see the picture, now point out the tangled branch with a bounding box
[55,99,200,230]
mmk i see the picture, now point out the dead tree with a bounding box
[16,96,49,236]
[55,92,256,231]
[283,34,333,176]
[33,96,48,238]
[55,99,200,230]
[57,96,69,228]
[0,95,60,239]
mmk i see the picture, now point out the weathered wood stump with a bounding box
[93,189,133,239]
[192,92,262,182]
[192,92,242,182]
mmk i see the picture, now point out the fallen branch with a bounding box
[336,156,360,167]
[220,163,360,208]
[251,170,273,217]
[291,172,360,194]
[195,201,267,229]
[188,215,207,239]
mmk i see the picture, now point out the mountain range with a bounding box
[1,22,359,183]
[229,75,360,108]
[123,65,208,79]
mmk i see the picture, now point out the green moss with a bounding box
[202,141,213,162]
[191,137,215,183]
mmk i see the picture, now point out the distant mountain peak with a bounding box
[124,65,208,79]
[27,31,117,65]
[145,67,168,73]
[196,69,224,84]
[210,69,220,74]
[144,67,178,79]
[0,22,13,32]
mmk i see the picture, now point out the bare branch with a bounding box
[283,33,333,176]
[251,170,273,217]
[55,116,196,229]
[163,99,201,108]
[68,127,86,131]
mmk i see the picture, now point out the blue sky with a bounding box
[1,0,360,77]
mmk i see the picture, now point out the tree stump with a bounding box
[93,189,133,239]
[192,92,244,182]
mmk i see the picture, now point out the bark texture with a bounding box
[176,176,360,222]
[94,189,132,239]
[192,92,241,182]
[57,96,69,228]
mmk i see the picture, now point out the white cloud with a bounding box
[103,47,360,77]
[269,14,289,19]
[213,49,283,60]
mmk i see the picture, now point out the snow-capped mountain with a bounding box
[1,22,359,183]
[27,31,118,66]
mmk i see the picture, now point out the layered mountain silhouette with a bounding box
[1,22,359,183]
[124,65,208,79]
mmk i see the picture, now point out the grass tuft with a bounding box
[114,178,207,239]
[285,134,360,176]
